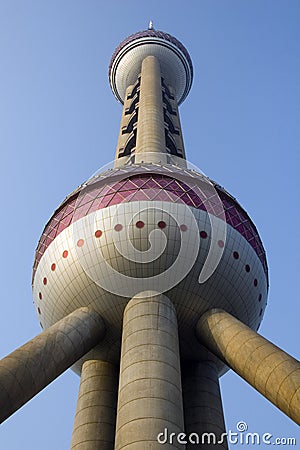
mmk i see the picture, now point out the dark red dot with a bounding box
[258,293,262,302]
[51,263,56,271]
[39,292,42,300]
[254,278,258,287]
[77,239,84,247]
[43,277,47,285]
[245,264,251,272]
[218,240,224,248]
[62,250,68,258]
[114,224,123,232]
[136,221,145,229]
[158,221,166,229]
[233,251,239,260]
[180,224,187,232]
[200,230,207,239]
[95,230,102,238]
[38,307,41,315]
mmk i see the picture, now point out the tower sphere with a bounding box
[32,166,268,374]
[109,28,193,105]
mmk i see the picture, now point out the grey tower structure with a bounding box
[0,24,299,449]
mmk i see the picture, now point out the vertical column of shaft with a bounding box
[196,308,300,425]
[168,84,187,163]
[135,56,166,163]
[182,361,228,449]
[114,84,134,165]
[115,291,185,450]
[70,360,118,450]
[0,307,105,423]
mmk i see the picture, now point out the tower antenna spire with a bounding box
[148,19,154,30]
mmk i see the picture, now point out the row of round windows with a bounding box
[36,221,263,316]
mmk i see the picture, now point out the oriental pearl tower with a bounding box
[0,22,299,450]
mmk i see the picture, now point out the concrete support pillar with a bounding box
[115,291,185,450]
[0,307,105,423]
[182,361,228,449]
[135,56,167,164]
[196,308,300,425]
[71,360,118,450]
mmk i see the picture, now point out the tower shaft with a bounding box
[114,292,185,449]
[135,56,166,162]
[182,361,228,449]
[114,55,186,167]
[71,360,118,450]
[196,309,300,425]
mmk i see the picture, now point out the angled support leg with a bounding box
[196,308,300,425]
[0,307,105,423]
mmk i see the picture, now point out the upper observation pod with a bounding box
[109,24,193,105]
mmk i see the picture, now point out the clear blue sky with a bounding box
[0,1,299,448]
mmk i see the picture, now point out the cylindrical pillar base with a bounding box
[0,307,105,423]
[70,360,118,450]
[182,360,228,449]
[115,291,185,450]
[196,308,300,425]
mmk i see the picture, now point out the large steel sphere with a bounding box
[32,164,268,373]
